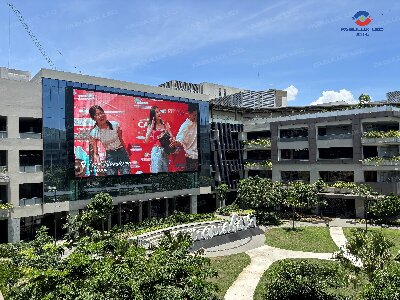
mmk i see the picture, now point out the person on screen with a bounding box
[89,105,131,176]
[145,106,174,173]
[171,103,198,171]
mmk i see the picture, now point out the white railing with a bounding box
[0,131,7,138]
[19,197,43,206]
[361,137,400,144]
[19,165,43,173]
[318,133,352,140]
[19,132,42,139]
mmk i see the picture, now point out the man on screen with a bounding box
[171,103,198,171]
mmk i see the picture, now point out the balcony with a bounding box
[318,133,352,140]
[244,160,272,170]
[19,117,42,139]
[19,197,43,206]
[19,165,43,173]
[361,131,400,145]
[19,132,42,139]
[362,137,400,145]
[361,157,400,166]
[243,138,271,150]
[279,136,308,142]
[366,182,400,195]
[0,131,7,139]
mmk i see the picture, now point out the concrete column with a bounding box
[244,169,249,178]
[243,150,247,160]
[107,215,112,231]
[355,198,365,218]
[171,197,176,212]
[69,210,79,217]
[164,198,169,217]
[8,217,20,243]
[118,203,122,226]
[189,195,197,214]
[8,116,19,139]
[146,201,152,218]
[308,123,317,163]
[354,165,364,183]
[310,170,320,184]
[272,167,280,182]
[138,202,143,222]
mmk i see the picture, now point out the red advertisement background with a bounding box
[73,89,193,177]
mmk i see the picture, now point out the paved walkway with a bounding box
[329,227,347,249]
[224,224,351,300]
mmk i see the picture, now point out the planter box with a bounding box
[0,210,10,218]
[340,188,352,194]
[326,187,335,193]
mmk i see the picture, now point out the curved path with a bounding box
[224,226,348,300]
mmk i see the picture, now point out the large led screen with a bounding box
[73,88,199,177]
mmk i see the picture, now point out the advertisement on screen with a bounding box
[73,88,198,177]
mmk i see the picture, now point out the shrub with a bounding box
[254,210,281,225]
[260,259,347,300]
[362,262,400,300]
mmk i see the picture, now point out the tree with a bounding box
[369,194,400,220]
[83,192,114,233]
[237,176,283,210]
[216,183,228,208]
[358,94,371,107]
[283,181,319,229]
[362,262,400,300]
[335,228,394,281]
[3,227,218,299]
[260,259,347,300]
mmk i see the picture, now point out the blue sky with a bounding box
[0,0,399,106]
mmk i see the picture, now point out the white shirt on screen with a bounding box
[176,118,198,159]
[90,121,122,151]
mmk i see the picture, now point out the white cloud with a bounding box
[310,89,357,105]
[284,85,298,101]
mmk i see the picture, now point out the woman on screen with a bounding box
[145,106,175,173]
[89,105,131,176]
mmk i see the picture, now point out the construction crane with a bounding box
[7,3,55,69]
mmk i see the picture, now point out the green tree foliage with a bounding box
[283,181,320,229]
[362,262,400,300]
[216,183,229,207]
[336,229,394,281]
[237,176,283,210]
[358,94,371,106]
[2,227,218,300]
[260,259,347,300]
[369,194,400,219]
[64,192,114,241]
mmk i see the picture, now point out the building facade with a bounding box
[1,68,213,243]
[1,66,399,243]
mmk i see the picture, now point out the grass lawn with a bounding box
[209,253,251,299]
[253,258,365,300]
[265,227,338,253]
[343,227,400,256]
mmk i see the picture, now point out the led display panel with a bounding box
[73,89,199,177]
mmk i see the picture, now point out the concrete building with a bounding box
[1,68,212,243]
[1,66,398,242]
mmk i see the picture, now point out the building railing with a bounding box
[279,136,308,142]
[19,132,42,139]
[361,137,400,144]
[19,165,43,173]
[19,197,43,206]
[318,133,352,140]
[361,158,400,166]
[0,131,7,138]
